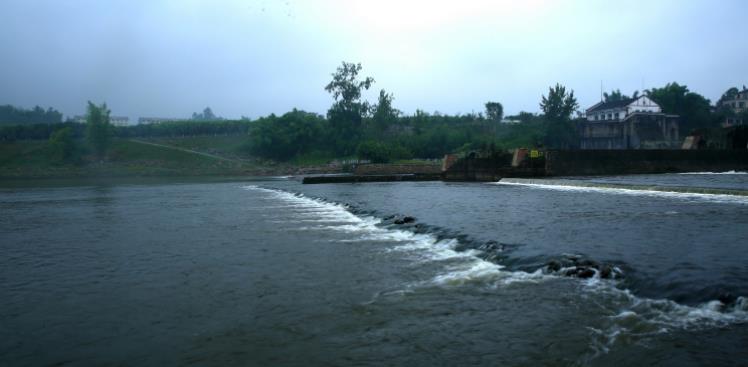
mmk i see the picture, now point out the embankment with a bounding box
[442,150,748,181]
[545,150,748,176]
[353,163,441,175]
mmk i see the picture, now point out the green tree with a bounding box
[356,140,392,163]
[47,127,77,163]
[718,87,740,105]
[85,101,112,158]
[192,107,220,120]
[325,62,374,154]
[372,89,399,133]
[484,102,504,122]
[540,83,578,122]
[646,82,712,132]
[603,89,628,102]
[245,109,325,161]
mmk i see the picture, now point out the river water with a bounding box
[1,173,747,366]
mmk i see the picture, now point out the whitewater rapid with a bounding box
[243,184,748,350]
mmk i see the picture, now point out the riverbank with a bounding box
[0,138,342,180]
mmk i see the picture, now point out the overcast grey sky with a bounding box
[0,0,746,120]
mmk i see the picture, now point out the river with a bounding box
[1,173,747,366]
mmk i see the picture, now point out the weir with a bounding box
[302,149,748,184]
[498,178,748,196]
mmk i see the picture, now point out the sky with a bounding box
[0,0,746,121]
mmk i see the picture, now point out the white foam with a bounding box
[244,185,748,345]
[580,277,748,356]
[494,181,748,204]
[432,260,506,285]
[678,170,747,175]
[243,185,526,286]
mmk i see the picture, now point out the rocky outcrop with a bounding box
[546,255,622,279]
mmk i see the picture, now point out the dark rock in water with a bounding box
[577,259,599,268]
[480,240,504,252]
[718,292,736,305]
[600,265,613,279]
[394,216,416,225]
[546,255,620,280]
[547,260,562,272]
[576,268,596,279]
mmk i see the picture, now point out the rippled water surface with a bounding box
[1,174,747,366]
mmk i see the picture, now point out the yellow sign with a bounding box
[530,150,540,158]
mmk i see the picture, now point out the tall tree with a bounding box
[372,89,399,133]
[540,83,578,122]
[484,102,504,122]
[646,82,712,132]
[324,62,375,154]
[85,101,112,158]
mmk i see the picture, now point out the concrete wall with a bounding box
[545,149,748,176]
[353,163,441,175]
[580,114,679,150]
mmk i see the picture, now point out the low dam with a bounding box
[498,177,748,196]
[302,149,748,184]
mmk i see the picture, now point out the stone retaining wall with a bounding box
[353,163,442,175]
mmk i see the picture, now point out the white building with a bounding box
[138,117,184,124]
[585,95,661,122]
[718,87,748,127]
[73,115,130,126]
[580,95,680,149]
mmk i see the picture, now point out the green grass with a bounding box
[0,135,351,179]
[142,135,250,159]
[0,139,254,179]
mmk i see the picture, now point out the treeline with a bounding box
[606,83,747,133]
[0,119,252,141]
[0,105,63,125]
[3,63,745,164]
[244,67,582,163]
[243,108,517,161]
[115,120,251,138]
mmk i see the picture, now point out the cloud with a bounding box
[0,0,745,120]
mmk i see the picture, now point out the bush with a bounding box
[356,141,412,163]
[47,127,78,164]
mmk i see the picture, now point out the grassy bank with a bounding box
[0,136,318,178]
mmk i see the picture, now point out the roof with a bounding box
[586,98,636,113]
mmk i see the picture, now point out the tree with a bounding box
[646,82,712,132]
[540,83,578,122]
[372,89,399,133]
[47,127,77,163]
[603,89,632,103]
[245,109,325,161]
[484,102,504,122]
[85,101,112,158]
[324,62,375,154]
[0,104,63,125]
[718,87,740,106]
[192,107,219,120]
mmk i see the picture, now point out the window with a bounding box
[740,102,745,108]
